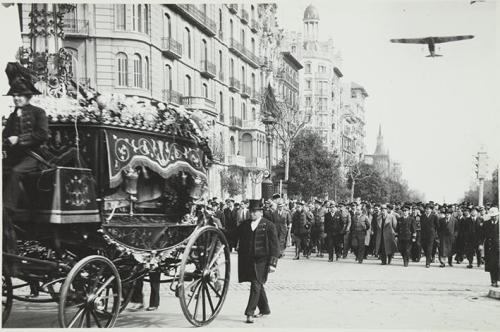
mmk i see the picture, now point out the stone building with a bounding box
[18,3,281,200]
[280,4,367,166]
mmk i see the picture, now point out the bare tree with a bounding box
[260,84,311,181]
[345,158,374,202]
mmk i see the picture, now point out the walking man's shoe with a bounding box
[245,315,254,324]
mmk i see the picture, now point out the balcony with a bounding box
[246,157,267,169]
[229,38,260,68]
[200,60,216,79]
[229,77,241,92]
[63,19,89,38]
[241,84,251,98]
[162,89,183,105]
[182,96,216,117]
[228,4,238,14]
[229,116,242,129]
[276,69,299,89]
[314,71,331,80]
[250,90,261,104]
[218,29,223,40]
[167,4,216,36]
[218,71,224,82]
[242,119,264,131]
[161,37,182,59]
[227,155,246,167]
[250,19,260,33]
[241,9,249,24]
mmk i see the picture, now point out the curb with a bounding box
[488,288,500,300]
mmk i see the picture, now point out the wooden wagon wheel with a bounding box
[178,226,230,327]
[2,274,13,326]
[58,255,122,328]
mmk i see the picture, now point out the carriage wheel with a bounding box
[2,274,13,326]
[58,255,122,328]
[178,226,231,327]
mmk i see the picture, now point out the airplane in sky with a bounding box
[390,35,474,57]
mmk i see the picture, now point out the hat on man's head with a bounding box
[446,208,453,214]
[402,205,410,211]
[314,199,322,205]
[272,193,281,200]
[225,198,234,203]
[380,204,388,210]
[5,62,41,96]
[248,199,264,211]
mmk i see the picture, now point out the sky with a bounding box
[276,0,499,202]
[0,1,498,203]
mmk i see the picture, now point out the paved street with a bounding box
[4,247,500,330]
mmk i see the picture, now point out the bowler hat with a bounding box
[248,199,264,211]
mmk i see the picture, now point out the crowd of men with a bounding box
[196,194,499,288]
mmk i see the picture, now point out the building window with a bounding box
[202,39,208,62]
[202,83,208,98]
[164,13,171,38]
[115,5,126,30]
[230,97,235,119]
[219,8,223,31]
[230,136,236,155]
[252,107,256,120]
[291,45,296,53]
[165,64,172,91]
[241,29,245,46]
[251,73,256,91]
[116,53,128,86]
[305,96,311,106]
[230,19,233,40]
[242,102,246,120]
[144,56,150,90]
[251,38,255,54]
[133,54,142,88]
[219,91,224,121]
[230,58,234,77]
[219,50,223,75]
[305,63,311,74]
[241,66,245,84]
[184,27,191,59]
[185,75,192,96]
[144,5,149,34]
[306,80,311,89]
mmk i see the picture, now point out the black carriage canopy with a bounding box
[104,128,208,188]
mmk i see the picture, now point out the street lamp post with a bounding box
[261,117,275,200]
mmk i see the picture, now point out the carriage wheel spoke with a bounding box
[85,309,92,327]
[67,305,85,328]
[204,283,215,315]
[207,280,222,298]
[95,276,115,296]
[90,309,103,328]
[193,281,203,320]
[208,245,225,269]
[77,308,87,328]
[202,282,207,321]
[186,280,201,308]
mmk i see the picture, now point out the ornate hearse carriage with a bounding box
[2,59,230,328]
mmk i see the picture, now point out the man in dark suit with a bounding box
[396,205,416,267]
[272,199,291,257]
[3,63,48,213]
[420,203,440,267]
[234,199,279,324]
[223,199,238,251]
[325,202,344,261]
[471,206,484,267]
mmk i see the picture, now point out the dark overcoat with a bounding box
[324,211,343,235]
[483,219,499,275]
[420,213,439,243]
[458,217,476,256]
[235,217,279,284]
[375,213,398,255]
[437,217,458,257]
[272,209,291,251]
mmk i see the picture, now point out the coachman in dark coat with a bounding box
[483,208,499,287]
[234,199,279,323]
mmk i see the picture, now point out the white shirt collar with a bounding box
[251,217,262,231]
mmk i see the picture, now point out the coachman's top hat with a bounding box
[248,199,264,211]
[5,62,41,96]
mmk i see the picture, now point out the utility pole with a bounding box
[474,150,488,206]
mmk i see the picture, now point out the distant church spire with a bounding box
[374,124,385,155]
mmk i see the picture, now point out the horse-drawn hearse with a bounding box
[2,62,230,328]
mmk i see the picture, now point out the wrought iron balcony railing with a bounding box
[229,38,260,68]
[250,19,260,33]
[228,4,238,14]
[169,4,216,36]
[161,37,182,59]
[241,9,249,24]
[229,116,242,128]
[229,77,241,91]
[200,60,216,78]
[241,84,251,98]
[162,89,183,105]
[63,19,89,36]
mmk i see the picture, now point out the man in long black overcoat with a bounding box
[234,199,279,323]
[420,203,439,268]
